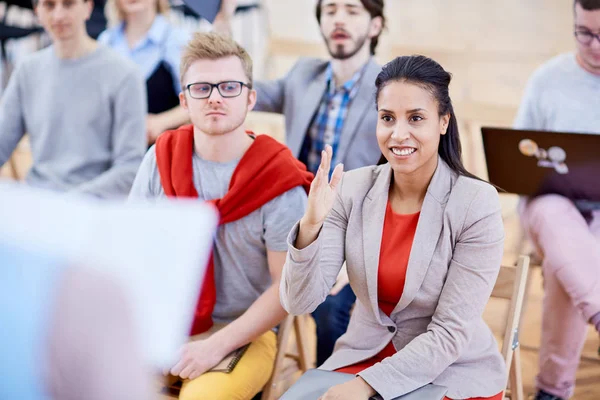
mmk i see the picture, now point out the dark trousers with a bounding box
[311,284,356,367]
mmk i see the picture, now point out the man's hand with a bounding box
[218,0,237,20]
[169,337,228,380]
[212,0,236,36]
[146,114,167,144]
[319,377,377,400]
[330,264,349,296]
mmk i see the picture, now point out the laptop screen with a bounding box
[481,127,600,205]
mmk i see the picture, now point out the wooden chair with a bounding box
[261,314,311,400]
[488,255,531,400]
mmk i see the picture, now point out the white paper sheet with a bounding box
[0,182,218,368]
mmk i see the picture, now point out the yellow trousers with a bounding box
[178,330,277,400]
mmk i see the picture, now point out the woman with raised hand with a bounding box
[280,55,506,400]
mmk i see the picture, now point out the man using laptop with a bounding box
[0,0,146,198]
[129,32,310,399]
[514,1,600,399]
[215,0,385,368]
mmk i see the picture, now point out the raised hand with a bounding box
[212,0,237,36]
[218,0,237,20]
[296,145,343,249]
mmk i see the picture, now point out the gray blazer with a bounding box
[280,159,507,400]
[253,58,382,171]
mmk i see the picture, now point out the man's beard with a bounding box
[326,31,369,60]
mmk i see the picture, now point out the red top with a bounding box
[335,201,504,400]
[337,201,419,374]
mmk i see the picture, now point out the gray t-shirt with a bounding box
[129,146,307,323]
[514,52,600,134]
[0,44,147,198]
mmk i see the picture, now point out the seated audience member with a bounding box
[0,0,146,198]
[0,243,151,400]
[216,0,385,367]
[280,55,506,400]
[129,32,311,400]
[513,1,600,399]
[99,0,190,144]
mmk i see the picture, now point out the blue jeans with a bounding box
[311,284,356,367]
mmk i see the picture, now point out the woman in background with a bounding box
[99,0,189,144]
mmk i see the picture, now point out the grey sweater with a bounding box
[0,44,147,198]
[514,52,600,134]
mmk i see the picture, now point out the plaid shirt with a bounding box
[299,63,365,174]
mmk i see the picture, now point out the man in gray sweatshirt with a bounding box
[514,1,600,399]
[0,0,146,198]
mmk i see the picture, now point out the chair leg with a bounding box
[518,268,534,332]
[294,315,312,372]
[509,347,524,400]
[261,316,294,400]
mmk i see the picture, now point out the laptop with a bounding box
[481,127,600,210]
[280,369,448,400]
[0,183,218,369]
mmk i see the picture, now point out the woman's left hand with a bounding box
[319,377,377,400]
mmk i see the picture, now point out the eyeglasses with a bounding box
[574,30,600,46]
[186,81,251,99]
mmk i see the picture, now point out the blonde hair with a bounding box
[180,32,253,91]
[105,0,170,27]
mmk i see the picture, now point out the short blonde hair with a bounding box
[105,0,170,27]
[180,32,253,91]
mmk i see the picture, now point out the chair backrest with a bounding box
[491,255,530,368]
[486,255,530,400]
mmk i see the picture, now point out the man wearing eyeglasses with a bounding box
[0,0,146,198]
[129,32,311,400]
[514,1,600,399]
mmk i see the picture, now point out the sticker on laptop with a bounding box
[518,139,569,174]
